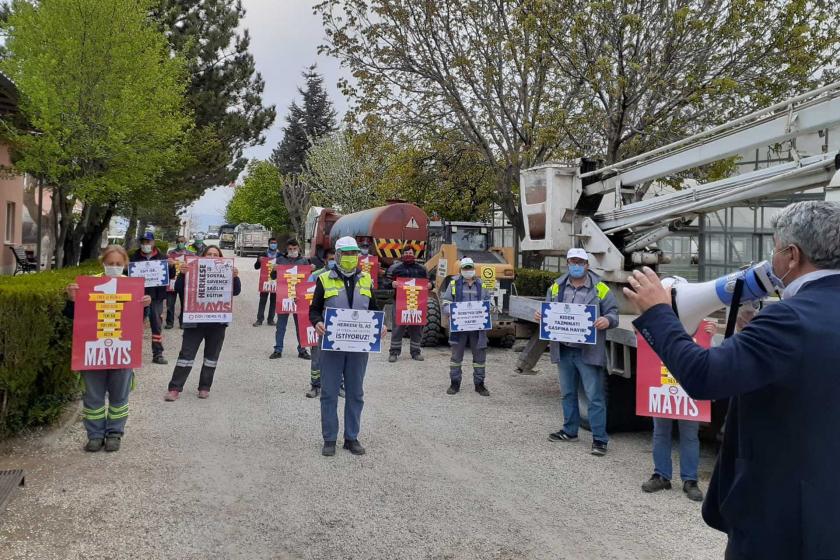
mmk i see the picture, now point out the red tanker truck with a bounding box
[305,202,430,268]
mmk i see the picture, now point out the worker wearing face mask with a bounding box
[359,241,372,257]
[540,248,618,457]
[187,232,206,255]
[309,237,382,457]
[387,246,427,362]
[442,258,492,396]
[269,239,311,361]
[253,237,280,327]
[165,236,193,329]
[305,249,341,399]
[130,232,172,365]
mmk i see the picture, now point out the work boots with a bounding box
[343,439,366,455]
[446,381,461,395]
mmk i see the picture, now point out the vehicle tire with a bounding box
[576,371,651,434]
[422,297,444,347]
[496,333,516,349]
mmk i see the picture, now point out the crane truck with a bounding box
[509,81,840,433]
[305,203,517,347]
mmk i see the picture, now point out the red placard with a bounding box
[258,257,276,293]
[71,276,145,371]
[295,281,319,348]
[395,278,429,326]
[635,322,713,422]
[275,264,313,314]
[182,257,235,323]
[358,255,380,288]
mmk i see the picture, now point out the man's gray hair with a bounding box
[771,201,840,269]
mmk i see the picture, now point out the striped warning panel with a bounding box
[375,239,427,260]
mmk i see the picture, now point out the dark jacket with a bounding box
[386,261,427,287]
[633,274,840,560]
[175,274,241,328]
[546,270,619,368]
[130,248,172,300]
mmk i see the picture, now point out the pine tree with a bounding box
[271,65,337,177]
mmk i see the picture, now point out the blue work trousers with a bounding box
[320,350,368,442]
[274,313,303,354]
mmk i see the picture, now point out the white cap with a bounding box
[335,236,360,252]
[459,257,475,269]
[566,248,589,261]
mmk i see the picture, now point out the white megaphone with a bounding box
[661,261,781,334]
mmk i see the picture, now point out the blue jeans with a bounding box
[652,417,700,481]
[273,313,303,354]
[557,347,608,443]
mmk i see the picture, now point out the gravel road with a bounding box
[0,257,727,560]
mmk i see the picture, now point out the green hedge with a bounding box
[0,262,100,436]
[514,268,560,297]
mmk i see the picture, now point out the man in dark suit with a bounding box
[624,200,840,560]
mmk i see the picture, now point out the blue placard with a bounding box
[128,260,169,288]
[539,302,597,344]
[449,300,492,333]
[321,308,384,353]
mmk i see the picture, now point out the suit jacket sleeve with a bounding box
[633,302,802,400]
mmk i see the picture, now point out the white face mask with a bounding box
[103,265,124,277]
[462,269,476,279]
[288,250,299,258]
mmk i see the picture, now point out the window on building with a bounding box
[5,202,15,243]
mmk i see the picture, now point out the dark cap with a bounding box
[140,231,155,241]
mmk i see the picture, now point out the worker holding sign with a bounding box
[387,246,427,362]
[269,239,312,361]
[65,245,151,453]
[130,231,172,365]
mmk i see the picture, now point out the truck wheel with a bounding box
[422,298,444,347]
[496,333,516,348]
[576,372,651,434]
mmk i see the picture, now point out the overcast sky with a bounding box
[188,0,349,230]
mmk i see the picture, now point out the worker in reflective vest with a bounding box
[309,236,382,457]
[442,257,491,397]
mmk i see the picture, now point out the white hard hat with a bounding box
[335,236,360,252]
[459,257,475,269]
[566,248,589,261]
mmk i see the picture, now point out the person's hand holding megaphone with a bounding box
[623,267,673,313]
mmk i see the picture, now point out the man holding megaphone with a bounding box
[624,201,840,560]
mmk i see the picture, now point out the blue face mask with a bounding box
[269,243,277,251]
[568,264,586,279]
[327,260,336,270]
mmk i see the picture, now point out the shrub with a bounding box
[0,262,100,436]
[514,268,560,297]
[155,240,169,254]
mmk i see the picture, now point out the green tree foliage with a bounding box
[315,0,840,238]
[1,0,190,266]
[152,0,276,190]
[225,160,290,233]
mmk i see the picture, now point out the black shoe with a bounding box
[84,438,104,452]
[267,320,276,326]
[253,321,263,327]
[475,383,490,396]
[683,480,704,502]
[306,386,320,398]
[269,351,282,359]
[446,381,461,395]
[642,474,672,493]
[104,436,121,452]
[388,353,398,363]
[548,430,579,442]
[164,324,174,330]
[591,441,608,456]
[411,354,424,361]
[343,439,366,455]
[153,355,168,365]
[298,350,311,360]
[322,441,336,456]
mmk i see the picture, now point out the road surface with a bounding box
[0,256,727,559]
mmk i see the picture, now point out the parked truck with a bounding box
[509,82,840,433]
[305,203,517,346]
[219,224,236,249]
[234,223,272,257]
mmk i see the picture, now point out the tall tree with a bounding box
[225,160,290,233]
[150,0,276,213]
[1,0,189,266]
[271,65,337,234]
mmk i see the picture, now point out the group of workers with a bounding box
[61,199,840,559]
